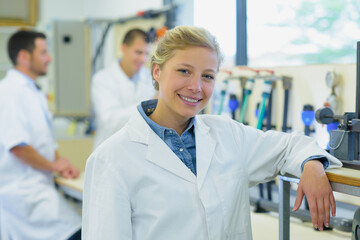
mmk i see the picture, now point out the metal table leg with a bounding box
[279,176,291,240]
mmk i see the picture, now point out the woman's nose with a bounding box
[188,75,201,92]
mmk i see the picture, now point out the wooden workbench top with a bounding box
[326,167,360,187]
[55,172,85,192]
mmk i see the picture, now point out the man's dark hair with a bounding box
[7,30,46,66]
[122,28,150,46]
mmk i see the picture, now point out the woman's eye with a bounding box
[203,74,214,80]
[178,69,189,74]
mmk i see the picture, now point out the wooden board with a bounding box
[326,167,360,187]
[55,172,84,192]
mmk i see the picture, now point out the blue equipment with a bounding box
[301,104,315,136]
[228,94,239,120]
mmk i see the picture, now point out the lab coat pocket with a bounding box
[214,171,249,236]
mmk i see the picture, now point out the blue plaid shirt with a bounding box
[137,100,197,175]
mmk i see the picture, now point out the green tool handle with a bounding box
[217,92,226,115]
[238,94,249,123]
[256,97,268,129]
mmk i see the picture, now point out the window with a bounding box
[194,0,236,68]
[247,0,360,66]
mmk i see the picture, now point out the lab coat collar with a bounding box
[5,69,38,91]
[127,110,216,185]
[127,110,196,183]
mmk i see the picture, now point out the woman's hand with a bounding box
[292,160,336,231]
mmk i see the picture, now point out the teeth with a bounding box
[180,95,199,103]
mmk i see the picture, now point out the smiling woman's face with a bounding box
[152,46,218,123]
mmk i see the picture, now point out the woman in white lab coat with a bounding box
[82,26,342,240]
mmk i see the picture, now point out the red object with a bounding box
[259,69,275,75]
[156,26,168,38]
[137,11,146,16]
[238,66,260,74]
[220,69,232,75]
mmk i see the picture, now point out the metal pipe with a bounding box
[236,0,248,65]
[266,89,273,131]
[282,89,289,132]
[355,41,360,159]
[92,23,113,73]
[282,76,292,132]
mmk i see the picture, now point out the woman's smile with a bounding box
[178,94,202,106]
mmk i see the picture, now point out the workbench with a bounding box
[279,167,360,240]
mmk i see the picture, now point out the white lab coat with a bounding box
[0,69,81,240]
[82,108,342,240]
[91,60,155,149]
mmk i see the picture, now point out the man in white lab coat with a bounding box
[91,28,156,149]
[0,30,81,240]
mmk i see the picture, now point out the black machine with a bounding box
[316,41,360,170]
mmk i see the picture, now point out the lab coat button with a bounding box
[179,148,183,152]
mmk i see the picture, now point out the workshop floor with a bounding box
[251,210,352,239]
[249,182,357,240]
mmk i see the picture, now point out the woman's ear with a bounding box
[152,63,161,82]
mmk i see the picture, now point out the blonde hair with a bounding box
[151,25,223,90]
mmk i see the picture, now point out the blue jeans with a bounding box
[68,229,81,240]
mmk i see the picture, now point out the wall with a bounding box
[57,138,93,171]
[39,0,163,22]
[0,28,15,79]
